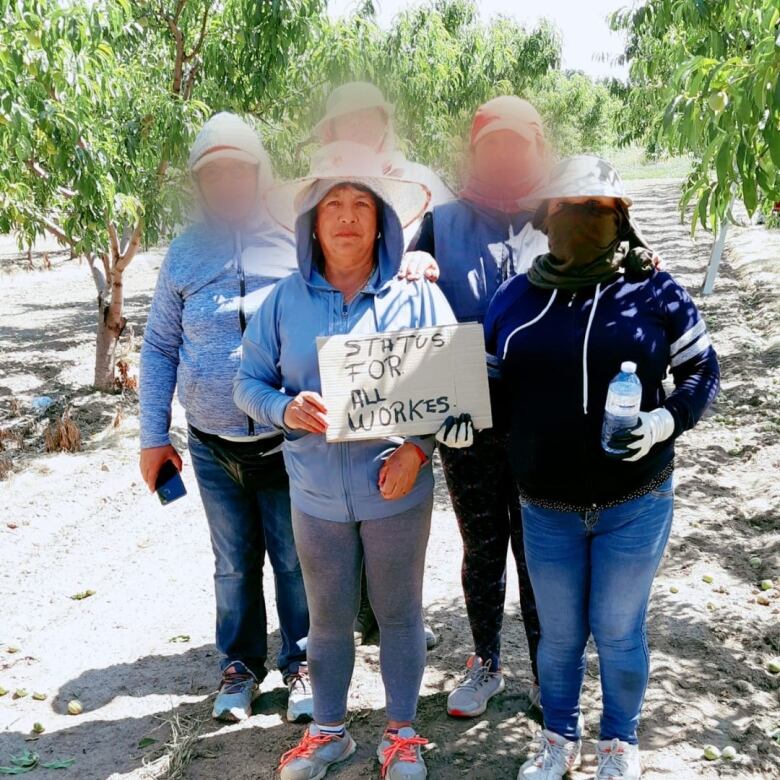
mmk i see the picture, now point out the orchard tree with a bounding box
[0,0,324,390]
[612,0,780,231]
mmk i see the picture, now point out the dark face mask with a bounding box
[544,203,622,268]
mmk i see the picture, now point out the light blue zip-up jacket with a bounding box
[139,221,297,448]
[233,190,456,522]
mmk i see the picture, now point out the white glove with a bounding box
[435,414,474,449]
[608,408,675,462]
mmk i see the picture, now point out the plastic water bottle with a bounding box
[601,361,642,454]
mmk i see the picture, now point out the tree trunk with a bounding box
[93,266,126,391]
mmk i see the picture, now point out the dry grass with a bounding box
[150,706,213,780]
[43,408,81,453]
[114,359,138,393]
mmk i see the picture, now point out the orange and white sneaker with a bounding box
[447,655,504,717]
[377,727,428,779]
[596,739,641,779]
[517,729,581,779]
[278,725,356,780]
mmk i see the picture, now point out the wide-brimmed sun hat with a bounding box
[311,81,394,141]
[266,141,431,232]
[532,154,632,207]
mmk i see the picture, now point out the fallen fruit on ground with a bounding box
[721,746,737,760]
[32,722,45,734]
[750,556,762,568]
[13,689,28,699]
[0,687,7,696]
[760,579,773,591]
[768,659,780,674]
[703,744,721,760]
[669,585,679,593]
[67,699,83,715]
[31,692,47,701]
[702,574,714,584]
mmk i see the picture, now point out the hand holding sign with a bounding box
[283,391,329,434]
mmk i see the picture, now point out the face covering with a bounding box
[527,202,628,290]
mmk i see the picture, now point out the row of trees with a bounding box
[612,0,780,231]
[0,0,621,389]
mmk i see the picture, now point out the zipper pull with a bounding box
[568,292,577,308]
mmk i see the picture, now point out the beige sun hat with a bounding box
[266,141,431,232]
[533,154,632,207]
[188,112,270,174]
[311,81,394,141]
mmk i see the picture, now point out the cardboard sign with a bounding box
[316,323,492,442]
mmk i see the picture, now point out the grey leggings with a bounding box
[291,496,433,723]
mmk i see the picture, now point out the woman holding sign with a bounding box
[233,142,456,780]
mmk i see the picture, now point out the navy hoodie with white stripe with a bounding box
[484,270,720,510]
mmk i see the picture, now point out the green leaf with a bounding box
[40,759,76,770]
[742,175,758,214]
[137,738,157,749]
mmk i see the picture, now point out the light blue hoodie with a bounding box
[233,187,456,522]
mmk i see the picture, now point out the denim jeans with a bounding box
[189,430,308,679]
[522,476,674,744]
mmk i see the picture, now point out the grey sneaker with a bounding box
[529,682,542,710]
[447,655,504,717]
[596,739,641,779]
[279,725,356,780]
[424,624,438,651]
[377,726,428,779]
[212,661,258,722]
[285,664,314,723]
[518,729,581,780]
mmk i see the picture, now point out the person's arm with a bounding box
[483,280,512,432]
[139,250,183,449]
[406,211,435,255]
[658,273,720,435]
[138,249,185,489]
[232,286,294,431]
[609,272,720,461]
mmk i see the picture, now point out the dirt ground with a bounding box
[1,179,779,780]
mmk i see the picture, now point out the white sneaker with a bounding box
[518,729,581,779]
[286,664,314,723]
[377,726,428,779]
[424,624,438,651]
[278,725,356,780]
[447,655,505,717]
[596,739,641,779]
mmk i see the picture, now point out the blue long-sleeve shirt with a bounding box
[484,270,720,509]
[139,223,297,448]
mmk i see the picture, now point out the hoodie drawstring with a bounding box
[581,282,602,415]
[502,289,557,361]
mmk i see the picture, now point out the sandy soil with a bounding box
[1,180,779,780]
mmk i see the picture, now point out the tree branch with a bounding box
[107,222,121,261]
[41,217,76,248]
[116,222,143,272]
[184,4,210,62]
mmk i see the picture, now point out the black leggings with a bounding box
[440,428,540,679]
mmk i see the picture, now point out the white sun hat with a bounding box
[188,112,270,174]
[311,81,395,141]
[266,141,431,232]
[533,154,632,207]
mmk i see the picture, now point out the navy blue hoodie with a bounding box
[484,270,720,510]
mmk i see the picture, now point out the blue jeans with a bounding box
[189,431,308,679]
[522,476,674,744]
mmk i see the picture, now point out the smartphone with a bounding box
[155,460,187,505]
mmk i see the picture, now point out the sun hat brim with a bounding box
[190,147,262,172]
[472,118,538,147]
[266,174,431,233]
[530,182,633,208]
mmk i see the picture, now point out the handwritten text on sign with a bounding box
[316,323,492,442]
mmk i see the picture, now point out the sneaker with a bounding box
[212,661,258,722]
[596,739,641,779]
[377,726,428,779]
[278,725,356,780]
[447,655,505,717]
[518,730,581,779]
[286,664,314,723]
[424,624,438,651]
